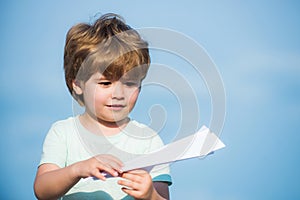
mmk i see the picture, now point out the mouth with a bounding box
[106,104,126,110]
[107,104,125,107]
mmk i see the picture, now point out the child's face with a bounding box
[80,72,140,123]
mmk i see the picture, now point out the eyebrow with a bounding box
[93,76,140,82]
[94,76,108,81]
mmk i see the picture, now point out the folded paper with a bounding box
[121,125,225,172]
[83,125,225,181]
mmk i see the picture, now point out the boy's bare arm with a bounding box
[153,182,170,200]
[34,155,123,200]
[34,163,81,200]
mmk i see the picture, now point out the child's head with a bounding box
[64,13,150,106]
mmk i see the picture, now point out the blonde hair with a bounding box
[64,13,150,104]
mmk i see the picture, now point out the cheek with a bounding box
[93,89,108,104]
[93,96,104,106]
[85,87,107,106]
[128,89,139,104]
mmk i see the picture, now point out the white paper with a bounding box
[121,125,225,172]
[83,125,225,181]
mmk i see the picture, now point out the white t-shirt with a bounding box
[39,116,172,199]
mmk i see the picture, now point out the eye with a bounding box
[98,81,112,87]
[124,81,139,87]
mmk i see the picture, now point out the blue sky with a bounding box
[1,1,300,199]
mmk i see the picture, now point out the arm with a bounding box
[154,181,170,200]
[118,169,170,200]
[34,155,123,200]
[34,163,80,200]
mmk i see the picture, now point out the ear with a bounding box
[72,80,83,95]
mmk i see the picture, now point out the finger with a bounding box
[118,179,135,190]
[121,172,143,183]
[90,169,107,181]
[106,161,123,173]
[94,155,123,173]
[97,163,119,177]
[126,169,147,175]
[121,187,139,197]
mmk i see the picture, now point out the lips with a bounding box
[106,104,125,110]
[107,104,125,108]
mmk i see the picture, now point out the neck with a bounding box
[79,112,129,136]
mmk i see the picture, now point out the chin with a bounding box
[103,116,128,123]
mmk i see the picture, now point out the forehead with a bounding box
[89,72,106,80]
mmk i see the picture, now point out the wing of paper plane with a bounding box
[121,125,225,172]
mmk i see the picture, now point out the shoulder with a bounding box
[50,116,76,130]
[46,116,77,139]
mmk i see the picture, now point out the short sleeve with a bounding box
[152,173,172,186]
[39,122,67,168]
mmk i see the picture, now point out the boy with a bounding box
[34,13,172,200]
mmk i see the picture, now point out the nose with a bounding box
[112,82,124,100]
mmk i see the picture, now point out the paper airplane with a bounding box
[83,125,225,181]
[121,125,225,172]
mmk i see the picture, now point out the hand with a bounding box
[118,169,161,200]
[73,154,123,181]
